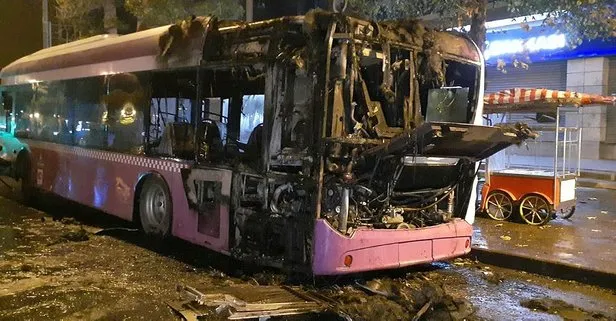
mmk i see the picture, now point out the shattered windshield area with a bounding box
[419,57,479,123]
[356,46,410,128]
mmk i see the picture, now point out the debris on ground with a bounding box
[58,228,90,243]
[592,229,602,233]
[168,284,341,320]
[601,210,608,215]
[93,227,140,235]
[59,217,78,225]
[588,217,597,220]
[481,270,505,284]
[500,235,512,241]
[589,197,598,201]
[328,276,476,321]
[452,258,472,266]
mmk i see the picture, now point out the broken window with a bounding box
[239,94,264,144]
[199,65,266,165]
[418,57,479,123]
[149,71,197,159]
[357,46,411,128]
[268,66,314,172]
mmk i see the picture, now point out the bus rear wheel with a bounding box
[139,175,172,238]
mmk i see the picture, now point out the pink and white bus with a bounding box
[0,11,525,275]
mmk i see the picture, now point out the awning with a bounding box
[483,88,616,114]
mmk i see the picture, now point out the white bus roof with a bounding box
[0,25,171,85]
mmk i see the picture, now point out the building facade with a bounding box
[483,15,616,160]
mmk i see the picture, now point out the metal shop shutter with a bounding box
[604,56,616,143]
[485,61,567,93]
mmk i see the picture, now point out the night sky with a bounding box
[0,0,43,72]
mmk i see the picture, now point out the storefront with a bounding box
[484,17,616,93]
[483,16,616,160]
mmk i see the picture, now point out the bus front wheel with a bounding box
[138,175,172,238]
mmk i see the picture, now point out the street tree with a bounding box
[54,0,245,42]
[347,0,616,52]
[124,0,245,30]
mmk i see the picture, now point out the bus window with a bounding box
[70,77,107,149]
[200,65,265,164]
[240,94,264,144]
[0,91,9,132]
[104,73,147,154]
[149,71,197,158]
[35,81,71,144]
[11,82,70,143]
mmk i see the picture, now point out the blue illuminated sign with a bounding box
[484,24,616,65]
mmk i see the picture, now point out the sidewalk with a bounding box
[470,187,616,288]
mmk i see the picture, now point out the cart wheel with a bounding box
[519,195,552,225]
[485,191,514,221]
[557,205,576,219]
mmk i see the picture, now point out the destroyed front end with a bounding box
[299,12,533,274]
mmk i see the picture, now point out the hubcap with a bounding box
[144,184,167,231]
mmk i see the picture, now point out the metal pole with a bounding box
[42,0,51,48]
[246,0,254,22]
[554,106,560,201]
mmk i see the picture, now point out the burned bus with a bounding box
[0,11,528,275]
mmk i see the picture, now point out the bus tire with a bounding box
[15,151,37,206]
[138,174,172,238]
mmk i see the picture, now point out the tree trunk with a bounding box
[468,0,487,52]
[103,0,118,34]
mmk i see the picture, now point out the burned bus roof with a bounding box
[0,11,481,86]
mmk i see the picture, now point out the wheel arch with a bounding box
[14,148,32,180]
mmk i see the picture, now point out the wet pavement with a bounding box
[1,182,616,320]
[473,187,616,275]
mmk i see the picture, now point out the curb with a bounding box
[580,170,616,182]
[577,178,616,190]
[468,247,616,290]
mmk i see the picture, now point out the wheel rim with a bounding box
[485,192,513,221]
[519,195,550,225]
[143,184,168,232]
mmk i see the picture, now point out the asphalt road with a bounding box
[0,182,615,321]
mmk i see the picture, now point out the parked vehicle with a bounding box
[0,11,527,275]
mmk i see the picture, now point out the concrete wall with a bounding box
[566,57,610,160]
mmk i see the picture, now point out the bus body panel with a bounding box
[23,140,230,253]
[311,218,472,275]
